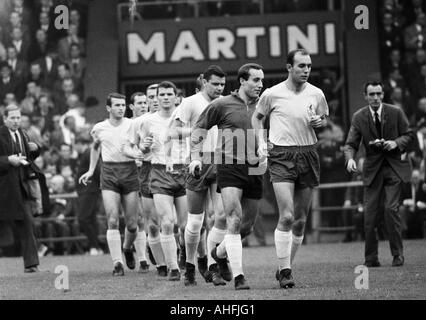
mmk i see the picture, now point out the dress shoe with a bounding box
[364,260,381,267]
[392,255,404,267]
[24,266,39,273]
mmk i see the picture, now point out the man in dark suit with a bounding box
[8,26,31,62]
[37,49,59,89]
[7,46,29,81]
[344,81,414,267]
[0,105,41,272]
[0,63,24,103]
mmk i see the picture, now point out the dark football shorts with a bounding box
[186,163,217,192]
[149,164,186,198]
[268,144,320,188]
[216,163,263,199]
[139,161,153,198]
[101,161,140,194]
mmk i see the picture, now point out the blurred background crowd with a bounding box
[0,0,425,258]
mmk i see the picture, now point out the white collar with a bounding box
[8,129,20,141]
[369,104,383,119]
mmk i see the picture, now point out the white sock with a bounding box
[123,227,137,249]
[197,227,207,258]
[275,229,292,271]
[134,231,147,263]
[291,233,304,263]
[106,229,123,265]
[224,234,243,278]
[207,227,227,266]
[160,233,179,270]
[185,213,204,265]
[148,234,166,267]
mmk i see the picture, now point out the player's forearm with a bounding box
[88,145,101,174]
[252,113,266,145]
[190,127,207,161]
[122,143,140,159]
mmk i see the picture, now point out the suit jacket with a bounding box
[0,76,23,103]
[344,103,414,186]
[28,40,50,63]
[0,126,49,221]
[67,57,86,80]
[37,56,59,88]
[9,58,29,80]
[7,38,32,61]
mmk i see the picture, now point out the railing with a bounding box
[311,180,363,243]
[34,192,106,244]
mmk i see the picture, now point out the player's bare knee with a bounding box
[161,222,174,234]
[148,224,159,236]
[126,221,138,232]
[214,212,227,229]
[293,218,307,234]
[137,216,145,228]
[107,217,119,229]
[279,215,294,229]
[215,210,227,222]
[228,215,242,232]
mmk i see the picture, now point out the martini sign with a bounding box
[119,11,340,77]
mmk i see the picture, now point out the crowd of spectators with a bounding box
[0,0,105,257]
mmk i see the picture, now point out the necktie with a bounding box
[374,111,381,139]
[14,132,22,155]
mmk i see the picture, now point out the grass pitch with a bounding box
[1,239,425,300]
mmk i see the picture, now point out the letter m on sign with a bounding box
[127,32,165,64]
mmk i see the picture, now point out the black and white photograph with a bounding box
[0,0,425,307]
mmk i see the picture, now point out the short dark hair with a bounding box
[106,92,126,107]
[130,92,145,104]
[364,81,384,93]
[237,63,263,83]
[286,49,310,66]
[146,83,158,94]
[157,81,177,95]
[203,65,226,81]
[4,104,20,117]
